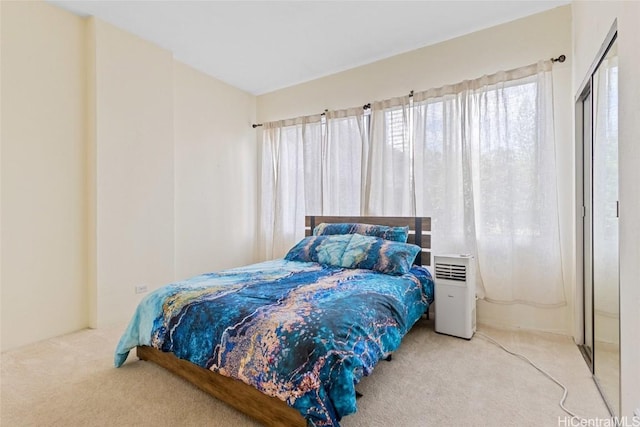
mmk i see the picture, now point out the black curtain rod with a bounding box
[252,56,565,128]
[251,109,329,128]
[253,98,399,127]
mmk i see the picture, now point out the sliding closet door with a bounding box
[592,42,619,415]
[577,29,619,417]
[581,89,593,364]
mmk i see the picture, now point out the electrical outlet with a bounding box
[134,284,148,294]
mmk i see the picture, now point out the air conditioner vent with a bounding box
[435,263,467,281]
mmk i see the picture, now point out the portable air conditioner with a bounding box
[434,255,476,339]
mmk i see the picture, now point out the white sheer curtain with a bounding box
[259,111,365,258]
[366,61,565,306]
[367,97,415,215]
[414,93,481,293]
[259,61,566,306]
[305,109,367,216]
[259,118,320,260]
[469,64,564,306]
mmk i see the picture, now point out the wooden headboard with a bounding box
[305,216,431,267]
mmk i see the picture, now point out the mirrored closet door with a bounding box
[577,28,619,416]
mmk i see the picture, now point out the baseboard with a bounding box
[476,300,571,336]
[476,321,571,337]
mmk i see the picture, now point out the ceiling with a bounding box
[50,1,570,95]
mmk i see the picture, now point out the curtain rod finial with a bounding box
[552,54,566,63]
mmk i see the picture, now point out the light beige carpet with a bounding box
[1,318,609,426]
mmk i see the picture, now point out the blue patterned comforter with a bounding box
[115,259,434,426]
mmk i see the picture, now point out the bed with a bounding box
[115,216,432,426]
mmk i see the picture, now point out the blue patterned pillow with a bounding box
[286,234,420,276]
[313,223,409,243]
[340,234,420,275]
[315,234,352,266]
[284,235,351,264]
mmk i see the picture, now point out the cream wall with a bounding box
[89,20,259,327]
[173,62,257,279]
[88,18,176,327]
[1,1,88,349]
[258,6,576,335]
[1,2,258,350]
[572,1,640,417]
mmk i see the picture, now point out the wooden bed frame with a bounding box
[137,216,431,427]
